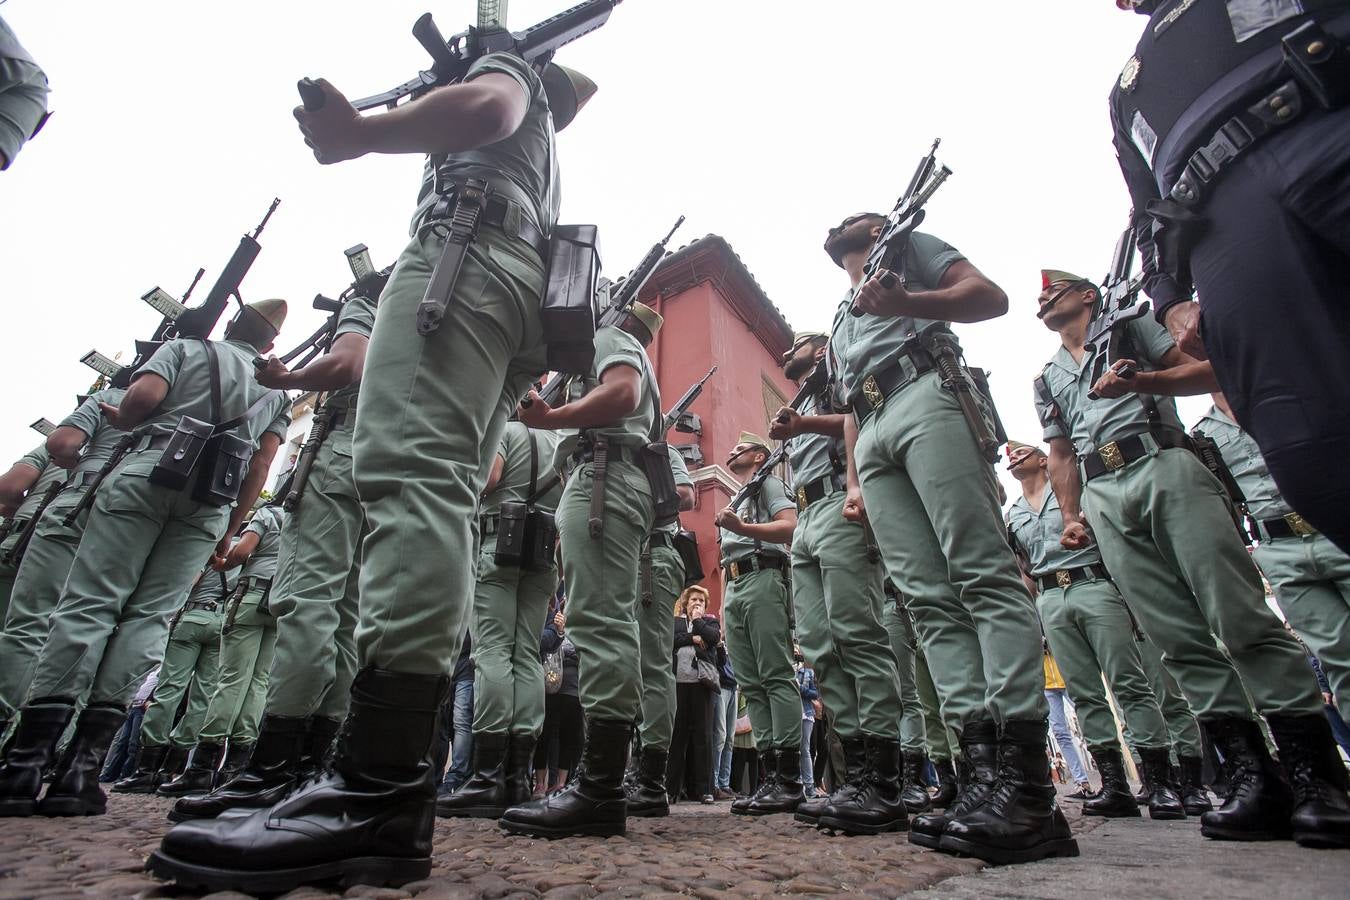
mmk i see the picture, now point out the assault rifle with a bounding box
[530,215,685,409]
[661,366,717,437]
[848,139,952,317]
[298,0,621,112]
[112,199,282,389]
[1083,218,1147,401]
[725,363,831,514]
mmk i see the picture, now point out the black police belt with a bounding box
[1037,564,1110,592]
[182,599,220,613]
[1082,427,1191,483]
[647,531,676,551]
[1250,512,1319,543]
[848,349,937,423]
[795,472,846,512]
[721,552,788,583]
[428,186,547,259]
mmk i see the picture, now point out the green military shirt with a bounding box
[786,390,845,491]
[60,388,130,479]
[1193,405,1289,522]
[123,338,291,476]
[11,444,65,521]
[1006,486,1102,578]
[326,293,377,412]
[552,325,660,469]
[239,506,288,581]
[719,473,794,565]
[484,421,564,517]
[1034,316,1182,458]
[411,52,557,236]
[828,231,965,399]
[0,16,48,171]
[653,444,694,537]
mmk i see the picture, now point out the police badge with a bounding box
[1119,56,1142,92]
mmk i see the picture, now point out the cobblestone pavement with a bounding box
[0,792,1103,899]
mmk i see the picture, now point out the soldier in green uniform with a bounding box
[160,505,288,798]
[1130,637,1208,813]
[826,214,1076,864]
[626,423,697,819]
[1004,439,1188,820]
[114,561,237,793]
[0,389,127,730]
[0,299,290,819]
[0,14,49,171]
[1035,269,1348,846]
[911,639,959,806]
[500,303,662,838]
[436,419,564,819]
[769,332,910,834]
[1196,394,1350,743]
[713,433,802,817]
[0,446,67,643]
[152,44,597,891]
[168,290,375,823]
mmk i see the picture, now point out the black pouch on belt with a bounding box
[495,428,559,571]
[193,432,252,507]
[672,529,704,587]
[495,501,530,568]
[541,224,601,376]
[640,440,681,529]
[148,417,213,491]
[1282,21,1350,110]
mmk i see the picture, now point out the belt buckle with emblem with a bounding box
[1098,441,1125,471]
[728,561,741,581]
[796,486,808,511]
[1055,570,1073,589]
[862,374,884,410]
[1284,512,1316,537]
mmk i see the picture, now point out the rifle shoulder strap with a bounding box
[1033,366,1064,430]
[201,339,223,426]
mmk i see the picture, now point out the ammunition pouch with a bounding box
[672,529,704,587]
[493,502,558,572]
[193,432,252,507]
[148,416,214,492]
[639,440,681,529]
[541,224,601,375]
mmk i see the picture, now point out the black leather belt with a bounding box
[72,471,102,489]
[481,513,500,537]
[573,443,641,467]
[1037,564,1110,592]
[1252,512,1319,542]
[721,553,788,582]
[648,531,675,551]
[329,407,356,430]
[183,600,219,613]
[795,473,846,512]
[1082,428,1191,482]
[848,349,937,421]
[429,187,547,259]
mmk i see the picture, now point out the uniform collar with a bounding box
[1047,343,1088,377]
[1197,404,1237,430]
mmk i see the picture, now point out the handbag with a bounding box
[543,648,564,695]
[695,653,720,691]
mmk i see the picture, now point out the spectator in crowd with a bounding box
[535,604,582,795]
[667,586,719,804]
[730,690,758,796]
[1044,648,1092,798]
[795,649,820,799]
[1307,649,1350,757]
[436,633,475,795]
[99,666,158,782]
[712,639,738,800]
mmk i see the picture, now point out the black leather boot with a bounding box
[1199,716,1293,841]
[1267,713,1350,848]
[435,732,508,818]
[931,757,959,809]
[168,715,309,822]
[504,733,536,807]
[149,667,448,893]
[900,750,932,814]
[217,741,253,785]
[731,750,776,815]
[0,701,75,817]
[795,736,864,826]
[744,746,805,815]
[1082,747,1141,818]
[38,703,126,817]
[910,720,997,850]
[625,746,670,818]
[304,716,341,776]
[498,718,631,838]
[1178,754,1213,815]
[1138,746,1186,820]
[113,743,170,794]
[1133,751,1152,806]
[937,720,1080,865]
[161,745,189,781]
[157,742,224,798]
[817,736,909,835]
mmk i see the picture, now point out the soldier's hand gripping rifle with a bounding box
[848,139,952,318]
[1084,217,1148,401]
[112,199,282,389]
[723,364,831,515]
[661,366,717,437]
[297,0,622,112]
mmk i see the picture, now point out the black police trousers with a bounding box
[1190,104,1350,555]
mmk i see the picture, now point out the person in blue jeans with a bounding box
[796,652,819,798]
[436,634,475,794]
[1045,687,1092,798]
[712,644,737,799]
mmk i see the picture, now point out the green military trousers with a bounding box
[914,648,957,761]
[855,371,1047,728]
[197,583,277,744]
[351,225,546,678]
[1036,578,1170,753]
[470,546,558,737]
[555,459,654,723]
[1084,446,1322,718]
[1253,534,1350,714]
[723,567,800,749]
[265,422,364,720]
[140,608,224,748]
[0,487,92,717]
[636,542,684,751]
[791,491,903,739]
[1132,637,1203,757]
[0,561,15,637]
[26,464,230,708]
[882,599,926,753]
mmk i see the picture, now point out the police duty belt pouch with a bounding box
[541,223,601,375]
[673,529,705,587]
[640,440,681,529]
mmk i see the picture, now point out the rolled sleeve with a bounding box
[762,476,796,517]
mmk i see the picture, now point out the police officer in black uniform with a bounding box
[1109,0,1350,555]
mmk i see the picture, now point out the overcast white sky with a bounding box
[0,0,1210,500]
